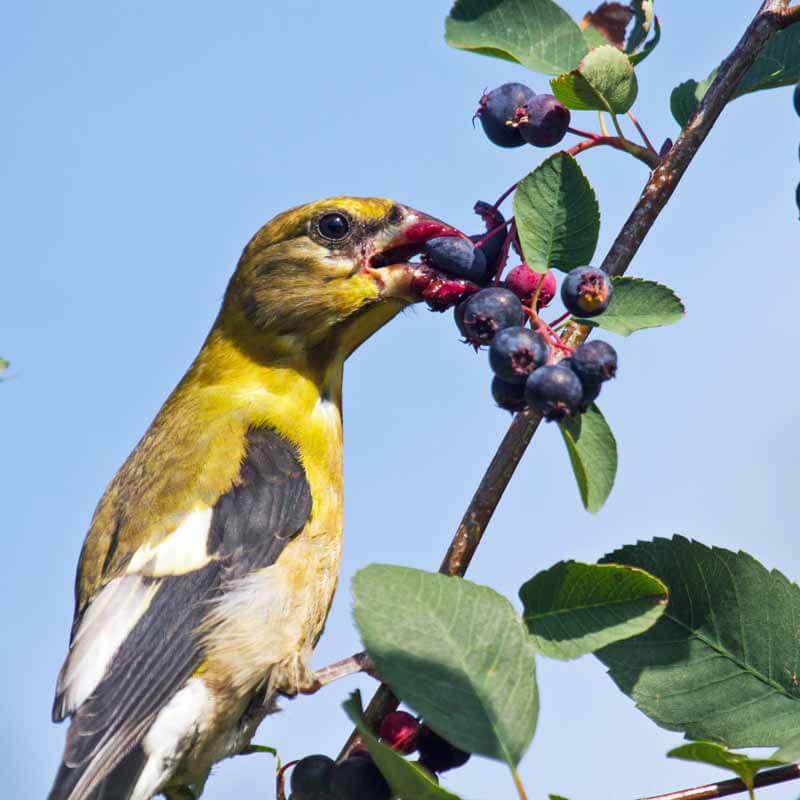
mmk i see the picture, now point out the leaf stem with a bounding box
[567,125,602,141]
[512,766,529,800]
[566,135,660,168]
[627,110,658,153]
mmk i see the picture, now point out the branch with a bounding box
[338,0,797,763]
[639,762,800,800]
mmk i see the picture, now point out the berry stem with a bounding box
[493,219,518,285]
[474,218,511,248]
[548,311,570,328]
[492,182,518,210]
[626,110,658,154]
[566,134,660,169]
[567,125,602,141]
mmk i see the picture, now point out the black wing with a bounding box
[49,427,312,800]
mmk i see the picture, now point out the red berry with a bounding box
[379,711,420,754]
[504,264,556,309]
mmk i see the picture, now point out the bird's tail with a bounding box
[48,742,147,800]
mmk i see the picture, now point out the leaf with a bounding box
[576,276,685,336]
[626,0,653,54]
[513,153,600,274]
[671,25,800,126]
[558,404,617,513]
[551,45,638,113]
[445,0,588,75]
[628,14,660,67]
[0,357,8,377]
[596,536,800,749]
[580,3,632,50]
[520,561,667,660]
[343,691,463,800]
[352,565,538,767]
[667,742,785,792]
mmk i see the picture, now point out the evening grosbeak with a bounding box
[49,197,473,800]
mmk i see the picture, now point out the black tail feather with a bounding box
[48,744,146,800]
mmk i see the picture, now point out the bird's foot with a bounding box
[308,650,376,693]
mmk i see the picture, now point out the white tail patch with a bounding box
[56,576,158,716]
[126,506,214,576]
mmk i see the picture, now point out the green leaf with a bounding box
[628,14,660,66]
[0,357,8,377]
[513,153,600,274]
[667,742,785,792]
[558,404,617,513]
[626,0,653,54]
[445,0,588,75]
[671,25,800,126]
[352,565,538,767]
[576,276,685,336]
[343,691,463,800]
[596,536,800,749]
[551,45,638,113]
[520,561,667,660]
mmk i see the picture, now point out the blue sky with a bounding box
[3,2,800,798]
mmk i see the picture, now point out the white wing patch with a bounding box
[56,576,159,717]
[126,506,214,576]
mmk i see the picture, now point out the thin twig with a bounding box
[566,134,660,168]
[338,0,798,768]
[639,762,800,800]
[627,110,658,153]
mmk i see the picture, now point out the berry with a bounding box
[329,755,390,800]
[489,327,549,383]
[475,83,535,148]
[570,340,618,383]
[504,264,557,309]
[461,287,526,346]
[491,376,527,413]
[423,236,489,283]
[561,267,614,318]
[379,710,420,754]
[794,81,800,116]
[470,229,505,282]
[561,358,602,410]
[515,95,571,147]
[290,754,336,800]
[525,365,583,421]
[416,726,471,773]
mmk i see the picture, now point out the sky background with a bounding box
[3,2,800,798]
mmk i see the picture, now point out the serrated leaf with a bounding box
[596,536,800,749]
[626,0,653,53]
[520,561,667,660]
[576,276,685,336]
[343,691,463,800]
[667,742,785,793]
[551,45,638,113]
[628,14,660,66]
[558,404,617,513]
[352,565,538,767]
[513,153,600,274]
[671,25,800,126]
[445,0,588,75]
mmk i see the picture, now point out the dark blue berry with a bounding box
[796,181,800,219]
[475,83,535,148]
[561,267,614,318]
[416,726,471,773]
[461,287,526,346]
[516,95,571,147]
[470,230,504,282]
[562,358,602,410]
[491,376,527,413]
[489,326,549,383]
[329,755,390,800]
[290,754,336,800]
[525,365,583,421]
[570,340,618,383]
[794,81,800,116]
[423,236,489,283]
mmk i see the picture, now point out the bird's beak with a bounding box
[363,206,481,310]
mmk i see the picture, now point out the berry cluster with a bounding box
[475,82,571,149]
[289,712,470,800]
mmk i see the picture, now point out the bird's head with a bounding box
[224,197,477,356]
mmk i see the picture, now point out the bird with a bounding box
[48,197,470,800]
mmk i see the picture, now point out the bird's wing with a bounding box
[49,427,312,800]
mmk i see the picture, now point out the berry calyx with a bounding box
[504,264,557,309]
[514,94,571,147]
[570,340,618,383]
[416,725,471,773]
[475,83,535,148]
[423,236,489,284]
[329,755,391,800]
[561,266,614,318]
[489,327,549,383]
[491,376,527,413]
[379,710,420,754]
[525,364,583,421]
[290,754,336,800]
[460,287,526,346]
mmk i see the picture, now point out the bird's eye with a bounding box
[316,212,351,241]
